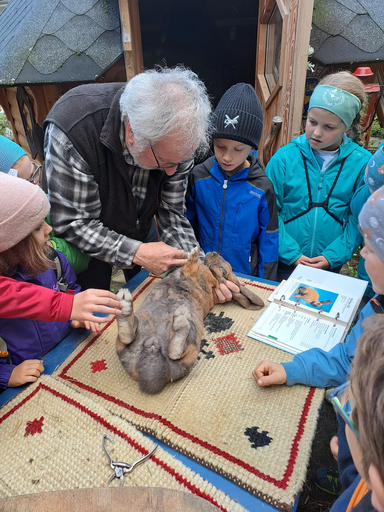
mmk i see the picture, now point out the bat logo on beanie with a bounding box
[224,115,239,130]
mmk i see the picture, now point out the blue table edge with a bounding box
[0,269,299,512]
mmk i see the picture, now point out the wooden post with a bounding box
[118,0,143,80]
[263,116,282,166]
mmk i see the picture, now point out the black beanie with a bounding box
[212,83,263,149]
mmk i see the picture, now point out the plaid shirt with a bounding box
[44,123,199,270]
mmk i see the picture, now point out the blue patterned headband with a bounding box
[309,85,361,129]
[359,185,384,263]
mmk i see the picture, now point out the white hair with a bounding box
[119,66,212,156]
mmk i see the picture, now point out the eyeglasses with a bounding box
[328,382,360,438]
[29,161,42,184]
[149,142,179,171]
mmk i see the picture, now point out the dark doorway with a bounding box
[138,0,259,106]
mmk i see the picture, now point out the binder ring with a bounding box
[279,295,285,309]
[316,307,323,321]
[294,300,300,313]
[333,312,340,327]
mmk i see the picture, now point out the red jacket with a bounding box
[0,277,73,322]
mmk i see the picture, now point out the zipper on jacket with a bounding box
[218,180,228,253]
[309,180,322,256]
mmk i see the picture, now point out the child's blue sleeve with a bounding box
[265,152,303,265]
[281,298,374,387]
[254,192,278,281]
[350,181,373,296]
[322,158,370,268]
[329,416,360,512]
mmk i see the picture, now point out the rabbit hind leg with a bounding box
[116,288,137,349]
[168,305,193,360]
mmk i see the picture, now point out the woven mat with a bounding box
[54,277,324,511]
[0,375,247,512]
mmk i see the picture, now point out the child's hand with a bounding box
[293,255,312,266]
[252,360,287,387]
[302,255,330,269]
[330,435,339,460]
[70,289,123,324]
[71,320,101,333]
[8,360,44,387]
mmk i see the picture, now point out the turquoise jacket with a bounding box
[265,134,371,268]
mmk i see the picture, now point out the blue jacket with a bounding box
[186,153,279,280]
[281,295,383,387]
[266,134,371,268]
[330,416,373,512]
[0,251,80,389]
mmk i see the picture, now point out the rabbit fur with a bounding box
[116,247,264,394]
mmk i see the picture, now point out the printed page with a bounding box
[275,279,357,324]
[248,302,345,355]
[289,265,367,299]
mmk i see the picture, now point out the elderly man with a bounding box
[43,67,213,291]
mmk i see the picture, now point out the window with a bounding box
[264,4,283,93]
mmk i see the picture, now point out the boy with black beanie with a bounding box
[186,83,278,280]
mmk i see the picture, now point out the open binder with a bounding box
[248,265,368,355]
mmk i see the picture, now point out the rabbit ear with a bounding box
[232,285,264,310]
[181,246,201,279]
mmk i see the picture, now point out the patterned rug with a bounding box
[0,375,246,512]
[54,277,324,511]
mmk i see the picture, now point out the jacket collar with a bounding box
[210,156,253,182]
[293,133,358,162]
[99,85,127,166]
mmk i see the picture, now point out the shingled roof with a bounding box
[0,0,123,86]
[311,0,384,65]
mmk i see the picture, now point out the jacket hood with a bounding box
[206,151,264,181]
[291,133,359,160]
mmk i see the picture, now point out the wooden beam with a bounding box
[118,0,143,80]
[288,0,314,141]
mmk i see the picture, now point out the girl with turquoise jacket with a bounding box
[265,71,371,281]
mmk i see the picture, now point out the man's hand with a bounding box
[215,280,240,303]
[8,360,44,387]
[301,255,330,269]
[70,289,123,323]
[71,320,101,333]
[252,360,287,387]
[133,242,188,275]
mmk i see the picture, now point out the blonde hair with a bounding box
[319,71,367,127]
[350,315,384,481]
[0,232,52,277]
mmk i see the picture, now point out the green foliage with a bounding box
[346,263,358,278]
[0,113,12,138]
[371,115,384,138]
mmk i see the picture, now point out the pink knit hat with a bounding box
[0,173,50,252]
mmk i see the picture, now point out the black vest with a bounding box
[43,83,167,242]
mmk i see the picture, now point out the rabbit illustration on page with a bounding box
[293,286,333,308]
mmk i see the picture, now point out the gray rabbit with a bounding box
[116,247,264,394]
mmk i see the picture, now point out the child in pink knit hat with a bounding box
[0,173,100,390]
